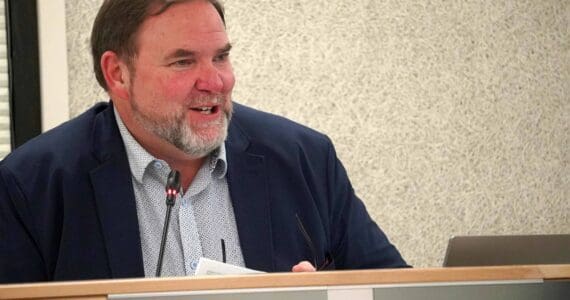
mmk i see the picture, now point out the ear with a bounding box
[100,51,131,100]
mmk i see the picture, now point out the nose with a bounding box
[194,63,223,93]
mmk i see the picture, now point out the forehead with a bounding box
[136,0,227,50]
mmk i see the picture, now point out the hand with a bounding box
[291,260,316,272]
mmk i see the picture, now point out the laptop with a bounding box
[443,234,570,267]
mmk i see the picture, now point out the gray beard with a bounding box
[132,100,231,159]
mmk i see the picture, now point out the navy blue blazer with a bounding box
[0,102,407,283]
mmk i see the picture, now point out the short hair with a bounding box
[90,0,226,90]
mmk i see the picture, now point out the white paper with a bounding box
[194,257,265,276]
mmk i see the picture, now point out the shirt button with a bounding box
[153,161,163,169]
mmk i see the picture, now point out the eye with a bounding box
[170,59,195,67]
[214,52,230,63]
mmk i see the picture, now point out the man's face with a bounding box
[125,0,234,158]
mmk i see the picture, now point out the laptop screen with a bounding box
[443,234,570,267]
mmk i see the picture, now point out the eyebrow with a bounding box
[219,43,233,54]
[164,43,233,61]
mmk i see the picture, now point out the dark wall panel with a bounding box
[6,0,41,148]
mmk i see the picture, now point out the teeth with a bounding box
[193,107,213,114]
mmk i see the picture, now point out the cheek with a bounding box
[219,68,235,93]
[155,73,193,100]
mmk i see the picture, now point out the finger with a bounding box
[291,260,317,272]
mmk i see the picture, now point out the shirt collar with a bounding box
[114,107,157,184]
[114,107,228,183]
[210,143,228,179]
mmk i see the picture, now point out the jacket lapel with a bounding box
[226,118,274,272]
[89,103,144,278]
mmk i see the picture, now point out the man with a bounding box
[0,0,407,283]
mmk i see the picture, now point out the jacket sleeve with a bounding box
[325,139,410,269]
[0,166,48,283]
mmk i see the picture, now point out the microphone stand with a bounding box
[156,170,181,277]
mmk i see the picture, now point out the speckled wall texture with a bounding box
[66,0,569,267]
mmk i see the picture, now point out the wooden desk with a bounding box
[1,264,569,300]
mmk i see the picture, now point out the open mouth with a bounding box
[190,105,219,115]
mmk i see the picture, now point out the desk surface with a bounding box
[1,264,569,300]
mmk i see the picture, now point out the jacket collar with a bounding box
[89,102,145,278]
[225,103,274,271]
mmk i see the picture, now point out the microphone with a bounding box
[155,170,181,277]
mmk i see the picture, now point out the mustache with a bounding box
[186,95,225,107]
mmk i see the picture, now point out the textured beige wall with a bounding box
[65,0,569,267]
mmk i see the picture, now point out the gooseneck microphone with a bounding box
[155,170,181,277]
